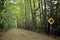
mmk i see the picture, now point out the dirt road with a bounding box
[0,28,56,40]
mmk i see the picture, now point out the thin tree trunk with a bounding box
[32,0,36,31]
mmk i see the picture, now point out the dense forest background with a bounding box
[0,0,60,36]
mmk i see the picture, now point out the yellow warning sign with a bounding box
[48,18,55,25]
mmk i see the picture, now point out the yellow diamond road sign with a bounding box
[48,18,55,25]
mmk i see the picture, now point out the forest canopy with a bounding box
[0,0,60,36]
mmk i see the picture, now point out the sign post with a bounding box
[48,18,55,36]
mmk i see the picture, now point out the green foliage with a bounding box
[0,0,60,35]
